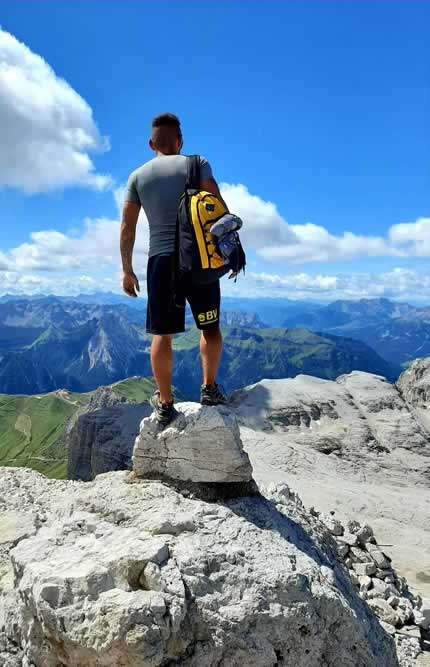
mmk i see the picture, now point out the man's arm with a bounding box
[120,200,141,297]
[200,177,229,212]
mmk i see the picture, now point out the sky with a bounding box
[0,0,429,303]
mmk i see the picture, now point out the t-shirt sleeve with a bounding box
[124,172,141,204]
[199,156,214,181]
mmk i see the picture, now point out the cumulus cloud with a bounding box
[389,218,430,257]
[220,183,410,264]
[222,267,430,302]
[5,215,148,274]
[0,251,9,270]
[0,270,122,297]
[0,28,111,193]
[220,184,298,249]
[2,177,430,306]
[0,184,149,279]
[3,266,430,304]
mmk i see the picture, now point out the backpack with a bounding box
[175,155,246,285]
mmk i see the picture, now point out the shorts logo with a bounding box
[198,308,218,324]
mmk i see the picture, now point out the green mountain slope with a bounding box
[172,326,399,398]
[0,377,157,479]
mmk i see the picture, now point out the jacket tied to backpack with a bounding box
[175,155,246,285]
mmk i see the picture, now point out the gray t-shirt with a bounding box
[125,154,213,257]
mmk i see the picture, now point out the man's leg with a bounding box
[200,326,222,386]
[151,334,173,404]
[146,254,185,421]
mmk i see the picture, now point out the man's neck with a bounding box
[156,150,180,157]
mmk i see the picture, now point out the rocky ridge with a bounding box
[4,398,430,664]
[0,466,405,667]
[232,359,430,598]
[132,403,258,500]
[67,387,150,482]
[65,359,430,601]
[318,510,430,661]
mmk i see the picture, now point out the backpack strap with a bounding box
[186,155,201,190]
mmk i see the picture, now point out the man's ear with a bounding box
[149,139,156,151]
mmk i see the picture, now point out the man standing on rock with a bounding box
[120,113,227,425]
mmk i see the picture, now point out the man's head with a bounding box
[149,113,183,155]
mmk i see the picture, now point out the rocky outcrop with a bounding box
[0,468,401,667]
[64,368,430,603]
[398,358,430,408]
[67,398,151,481]
[318,511,430,662]
[231,371,430,459]
[231,372,430,601]
[133,403,258,500]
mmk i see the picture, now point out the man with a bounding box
[120,113,229,426]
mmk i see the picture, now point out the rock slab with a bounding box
[133,402,258,499]
[0,468,399,667]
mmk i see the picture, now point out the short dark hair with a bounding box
[151,113,182,152]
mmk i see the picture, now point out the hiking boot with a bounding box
[149,391,177,427]
[200,383,227,406]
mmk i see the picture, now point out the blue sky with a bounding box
[0,1,429,302]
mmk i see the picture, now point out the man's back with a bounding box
[125,154,212,257]
[120,112,228,424]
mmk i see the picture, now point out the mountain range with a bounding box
[283,297,430,365]
[0,296,399,397]
[3,293,430,369]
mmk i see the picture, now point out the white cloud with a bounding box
[5,215,148,274]
[0,28,111,193]
[0,270,122,296]
[389,218,430,257]
[222,267,430,302]
[2,178,430,306]
[220,183,412,264]
[0,251,9,270]
[3,266,430,305]
[220,184,298,249]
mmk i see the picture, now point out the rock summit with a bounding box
[132,402,258,500]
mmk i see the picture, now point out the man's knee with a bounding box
[152,334,173,348]
[201,325,221,339]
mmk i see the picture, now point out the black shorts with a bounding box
[146,254,221,335]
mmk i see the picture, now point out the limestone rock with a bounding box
[396,626,422,640]
[67,400,151,481]
[370,549,392,569]
[397,357,430,411]
[347,519,362,534]
[367,578,393,600]
[232,372,430,456]
[388,595,400,608]
[368,598,400,627]
[321,513,344,536]
[337,542,350,558]
[356,524,375,546]
[351,546,372,564]
[133,403,258,500]
[413,599,430,629]
[359,575,372,592]
[353,562,377,577]
[230,371,430,599]
[338,532,359,547]
[0,511,36,546]
[0,467,398,667]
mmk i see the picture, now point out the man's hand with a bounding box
[122,271,140,298]
[228,271,238,280]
